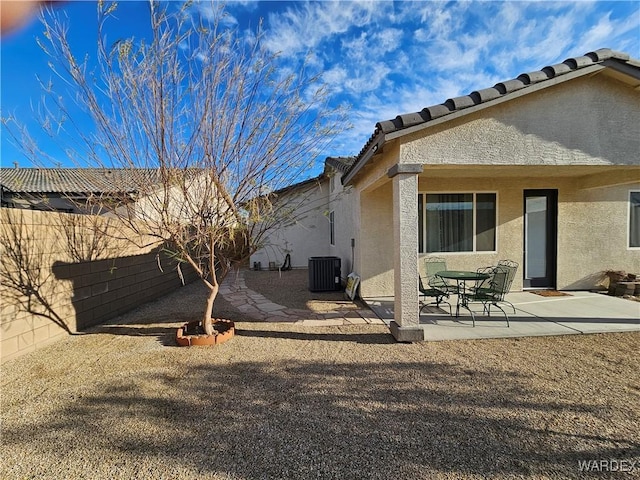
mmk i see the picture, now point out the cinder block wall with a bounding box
[1,208,197,363]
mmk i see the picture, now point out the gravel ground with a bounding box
[243,268,368,313]
[2,274,639,480]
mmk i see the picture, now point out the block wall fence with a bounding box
[1,208,197,363]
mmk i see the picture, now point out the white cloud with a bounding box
[373,28,404,55]
[219,0,639,158]
[192,1,239,27]
[578,10,640,54]
[407,2,466,40]
[581,16,614,50]
[344,62,392,94]
[261,1,383,56]
[342,32,369,61]
[323,66,348,93]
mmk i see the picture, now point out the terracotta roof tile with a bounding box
[325,156,356,174]
[517,70,549,85]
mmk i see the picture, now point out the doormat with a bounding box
[530,290,572,297]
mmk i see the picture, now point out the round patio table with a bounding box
[436,270,490,317]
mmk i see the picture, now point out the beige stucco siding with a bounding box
[358,183,394,297]
[559,183,640,289]
[354,72,639,298]
[358,174,640,296]
[401,75,639,167]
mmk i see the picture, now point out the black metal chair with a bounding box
[496,259,519,313]
[419,276,452,316]
[424,256,456,294]
[462,266,512,327]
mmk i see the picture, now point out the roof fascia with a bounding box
[342,131,385,186]
[601,58,640,82]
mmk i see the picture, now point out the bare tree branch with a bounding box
[3,1,348,332]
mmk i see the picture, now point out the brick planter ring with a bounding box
[176,319,235,346]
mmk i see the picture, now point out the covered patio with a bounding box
[345,50,640,342]
[365,291,640,341]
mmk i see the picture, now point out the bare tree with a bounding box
[4,1,346,335]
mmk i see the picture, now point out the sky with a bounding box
[1,0,639,174]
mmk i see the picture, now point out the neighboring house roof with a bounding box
[0,168,161,195]
[325,156,357,174]
[344,48,640,185]
[265,157,356,198]
[269,174,325,198]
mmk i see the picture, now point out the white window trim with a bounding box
[419,191,499,254]
[629,189,640,250]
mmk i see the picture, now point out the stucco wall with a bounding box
[357,174,640,297]
[353,72,639,297]
[328,174,358,277]
[559,183,640,289]
[0,208,196,363]
[358,182,394,297]
[250,181,331,269]
[402,75,640,167]
[250,171,359,282]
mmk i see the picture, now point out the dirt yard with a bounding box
[2,271,639,479]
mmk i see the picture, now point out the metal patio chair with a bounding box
[462,265,511,327]
[470,260,519,311]
[496,259,519,313]
[419,275,452,315]
[424,256,456,294]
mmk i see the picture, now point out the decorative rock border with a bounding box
[175,319,235,347]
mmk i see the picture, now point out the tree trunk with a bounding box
[202,283,219,335]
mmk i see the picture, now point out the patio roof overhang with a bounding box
[419,165,640,189]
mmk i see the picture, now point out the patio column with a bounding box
[388,163,425,342]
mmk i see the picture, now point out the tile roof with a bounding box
[0,168,161,194]
[344,48,639,184]
[325,156,356,174]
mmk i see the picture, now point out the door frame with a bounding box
[523,189,558,289]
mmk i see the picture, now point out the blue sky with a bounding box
[1,0,639,172]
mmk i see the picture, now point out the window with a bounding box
[329,210,335,246]
[630,191,640,248]
[418,193,496,253]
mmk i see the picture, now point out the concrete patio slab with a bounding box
[365,291,640,341]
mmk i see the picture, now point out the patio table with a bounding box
[437,270,490,318]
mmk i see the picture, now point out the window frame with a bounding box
[629,190,640,249]
[418,191,498,254]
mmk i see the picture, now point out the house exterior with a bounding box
[250,157,358,272]
[0,168,161,214]
[0,167,231,226]
[252,48,640,341]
